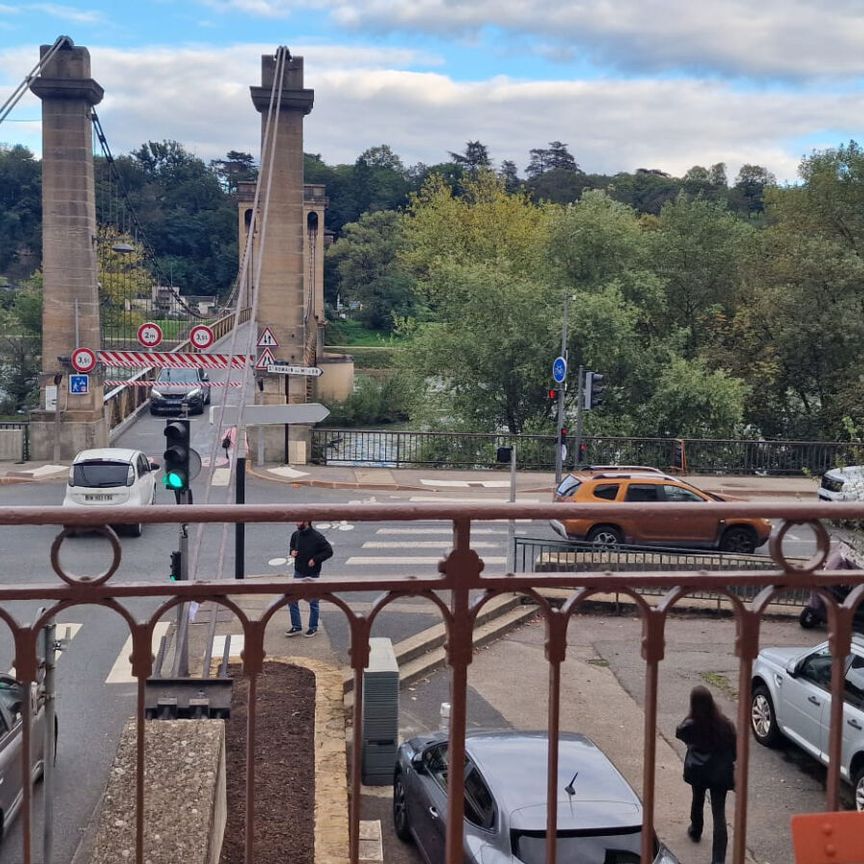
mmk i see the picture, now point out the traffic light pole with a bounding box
[554,295,570,485]
[174,495,191,677]
[235,439,246,580]
[574,365,586,468]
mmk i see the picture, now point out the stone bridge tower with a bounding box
[29,39,106,459]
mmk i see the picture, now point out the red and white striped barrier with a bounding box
[105,380,245,388]
[99,350,249,369]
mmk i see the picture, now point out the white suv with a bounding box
[819,466,864,502]
[751,636,864,810]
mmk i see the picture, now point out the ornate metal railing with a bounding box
[311,428,861,475]
[2,498,863,864]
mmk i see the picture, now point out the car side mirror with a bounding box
[201,372,209,381]
[785,659,799,676]
[411,753,427,775]
[149,460,160,472]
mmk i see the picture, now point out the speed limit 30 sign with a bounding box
[137,322,163,348]
[189,324,215,350]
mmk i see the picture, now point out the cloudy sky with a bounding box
[0,0,862,182]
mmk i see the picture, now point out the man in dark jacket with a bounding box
[286,521,333,637]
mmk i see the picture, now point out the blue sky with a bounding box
[1,0,863,181]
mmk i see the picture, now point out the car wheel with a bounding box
[853,765,864,812]
[149,406,158,416]
[393,772,412,842]
[719,526,757,554]
[799,608,820,629]
[127,522,142,538]
[586,525,623,547]
[751,684,782,747]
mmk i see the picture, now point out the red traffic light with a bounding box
[548,388,558,400]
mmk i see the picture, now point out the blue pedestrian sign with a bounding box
[552,356,567,384]
[69,374,89,395]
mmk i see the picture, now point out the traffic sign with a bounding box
[217,404,330,425]
[137,322,163,348]
[189,324,214,350]
[552,356,567,384]
[255,347,277,370]
[69,374,89,395]
[266,364,323,377]
[257,327,278,348]
[71,346,97,374]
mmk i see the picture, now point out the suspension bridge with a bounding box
[0,35,353,463]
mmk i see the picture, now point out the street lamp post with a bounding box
[554,294,570,485]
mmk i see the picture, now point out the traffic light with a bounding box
[547,388,559,401]
[584,371,606,409]
[169,550,182,581]
[163,419,191,492]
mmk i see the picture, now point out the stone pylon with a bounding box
[29,39,106,459]
[249,50,314,462]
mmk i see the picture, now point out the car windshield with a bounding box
[157,369,199,385]
[511,827,646,864]
[555,476,581,498]
[72,461,132,488]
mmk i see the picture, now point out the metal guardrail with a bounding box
[312,428,863,475]
[514,537,811,606]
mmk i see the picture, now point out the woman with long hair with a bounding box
[676,685,737,864]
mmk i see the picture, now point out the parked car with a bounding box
[750,636,864,811]
[0,674,51,838]
[393,730,679,863]
[549,468,771,553]
[819,466,864,502]
[149,368,211,415]
[63,448,159,537]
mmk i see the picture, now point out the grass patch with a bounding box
[700,671,738,701]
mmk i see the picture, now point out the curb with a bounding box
[244,463,425,492]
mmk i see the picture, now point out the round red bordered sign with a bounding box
[137,322,163,348]
[189,324,215,350]
[71,347,97,374]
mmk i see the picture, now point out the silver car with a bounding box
[751,636,864,810]
[0,674,50,837]
[393,730,678,863]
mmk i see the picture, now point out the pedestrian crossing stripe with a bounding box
[9,623,82,676]
[375,528,505,535]
[362,541,500,549]
[419,479,513,488]
[212,634,244,660]
[347,556,507,565]
[105,621,171,684]
[408,496,541,504]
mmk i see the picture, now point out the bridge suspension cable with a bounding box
[0,35,72,127]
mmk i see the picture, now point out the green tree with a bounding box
[209,150,258,194]
[0,145,41,274]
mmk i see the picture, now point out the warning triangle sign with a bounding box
[255,347,277,370]
[257,327,278,347]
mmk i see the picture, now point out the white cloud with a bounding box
[1,41,857,182]
[29,3,105,24]
[206,0,864,79]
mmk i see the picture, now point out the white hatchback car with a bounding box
[63,448,159,536]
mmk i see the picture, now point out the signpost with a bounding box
[70,347,96,374]
[137,322,163,348]
[213,403,330,426]
[189,324,214,350]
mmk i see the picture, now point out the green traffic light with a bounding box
[164,471,185,490]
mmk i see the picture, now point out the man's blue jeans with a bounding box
[289,574,319,630]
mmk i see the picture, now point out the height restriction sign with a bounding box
[189,324,214,350]
[137,322,163,348]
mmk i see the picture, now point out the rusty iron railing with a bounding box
[3,498,864,864]
[103,306,252,433]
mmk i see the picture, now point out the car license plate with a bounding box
[84,494,113,502]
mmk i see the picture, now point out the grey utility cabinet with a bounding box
[361,637,399,785]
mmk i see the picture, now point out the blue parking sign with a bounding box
[69,374,89,395]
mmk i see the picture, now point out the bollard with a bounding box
[439,701,451,733]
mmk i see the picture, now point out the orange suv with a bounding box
[550,466,771,553]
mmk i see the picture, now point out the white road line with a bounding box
[419,479,513,488]
[376,527,506,535]
[362,541,500,549]
[211,467,231,486]
[212,634,245,659]
[106,621,170,684]
[346,556,507,565]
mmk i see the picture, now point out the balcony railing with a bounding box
[2,498,863,864]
